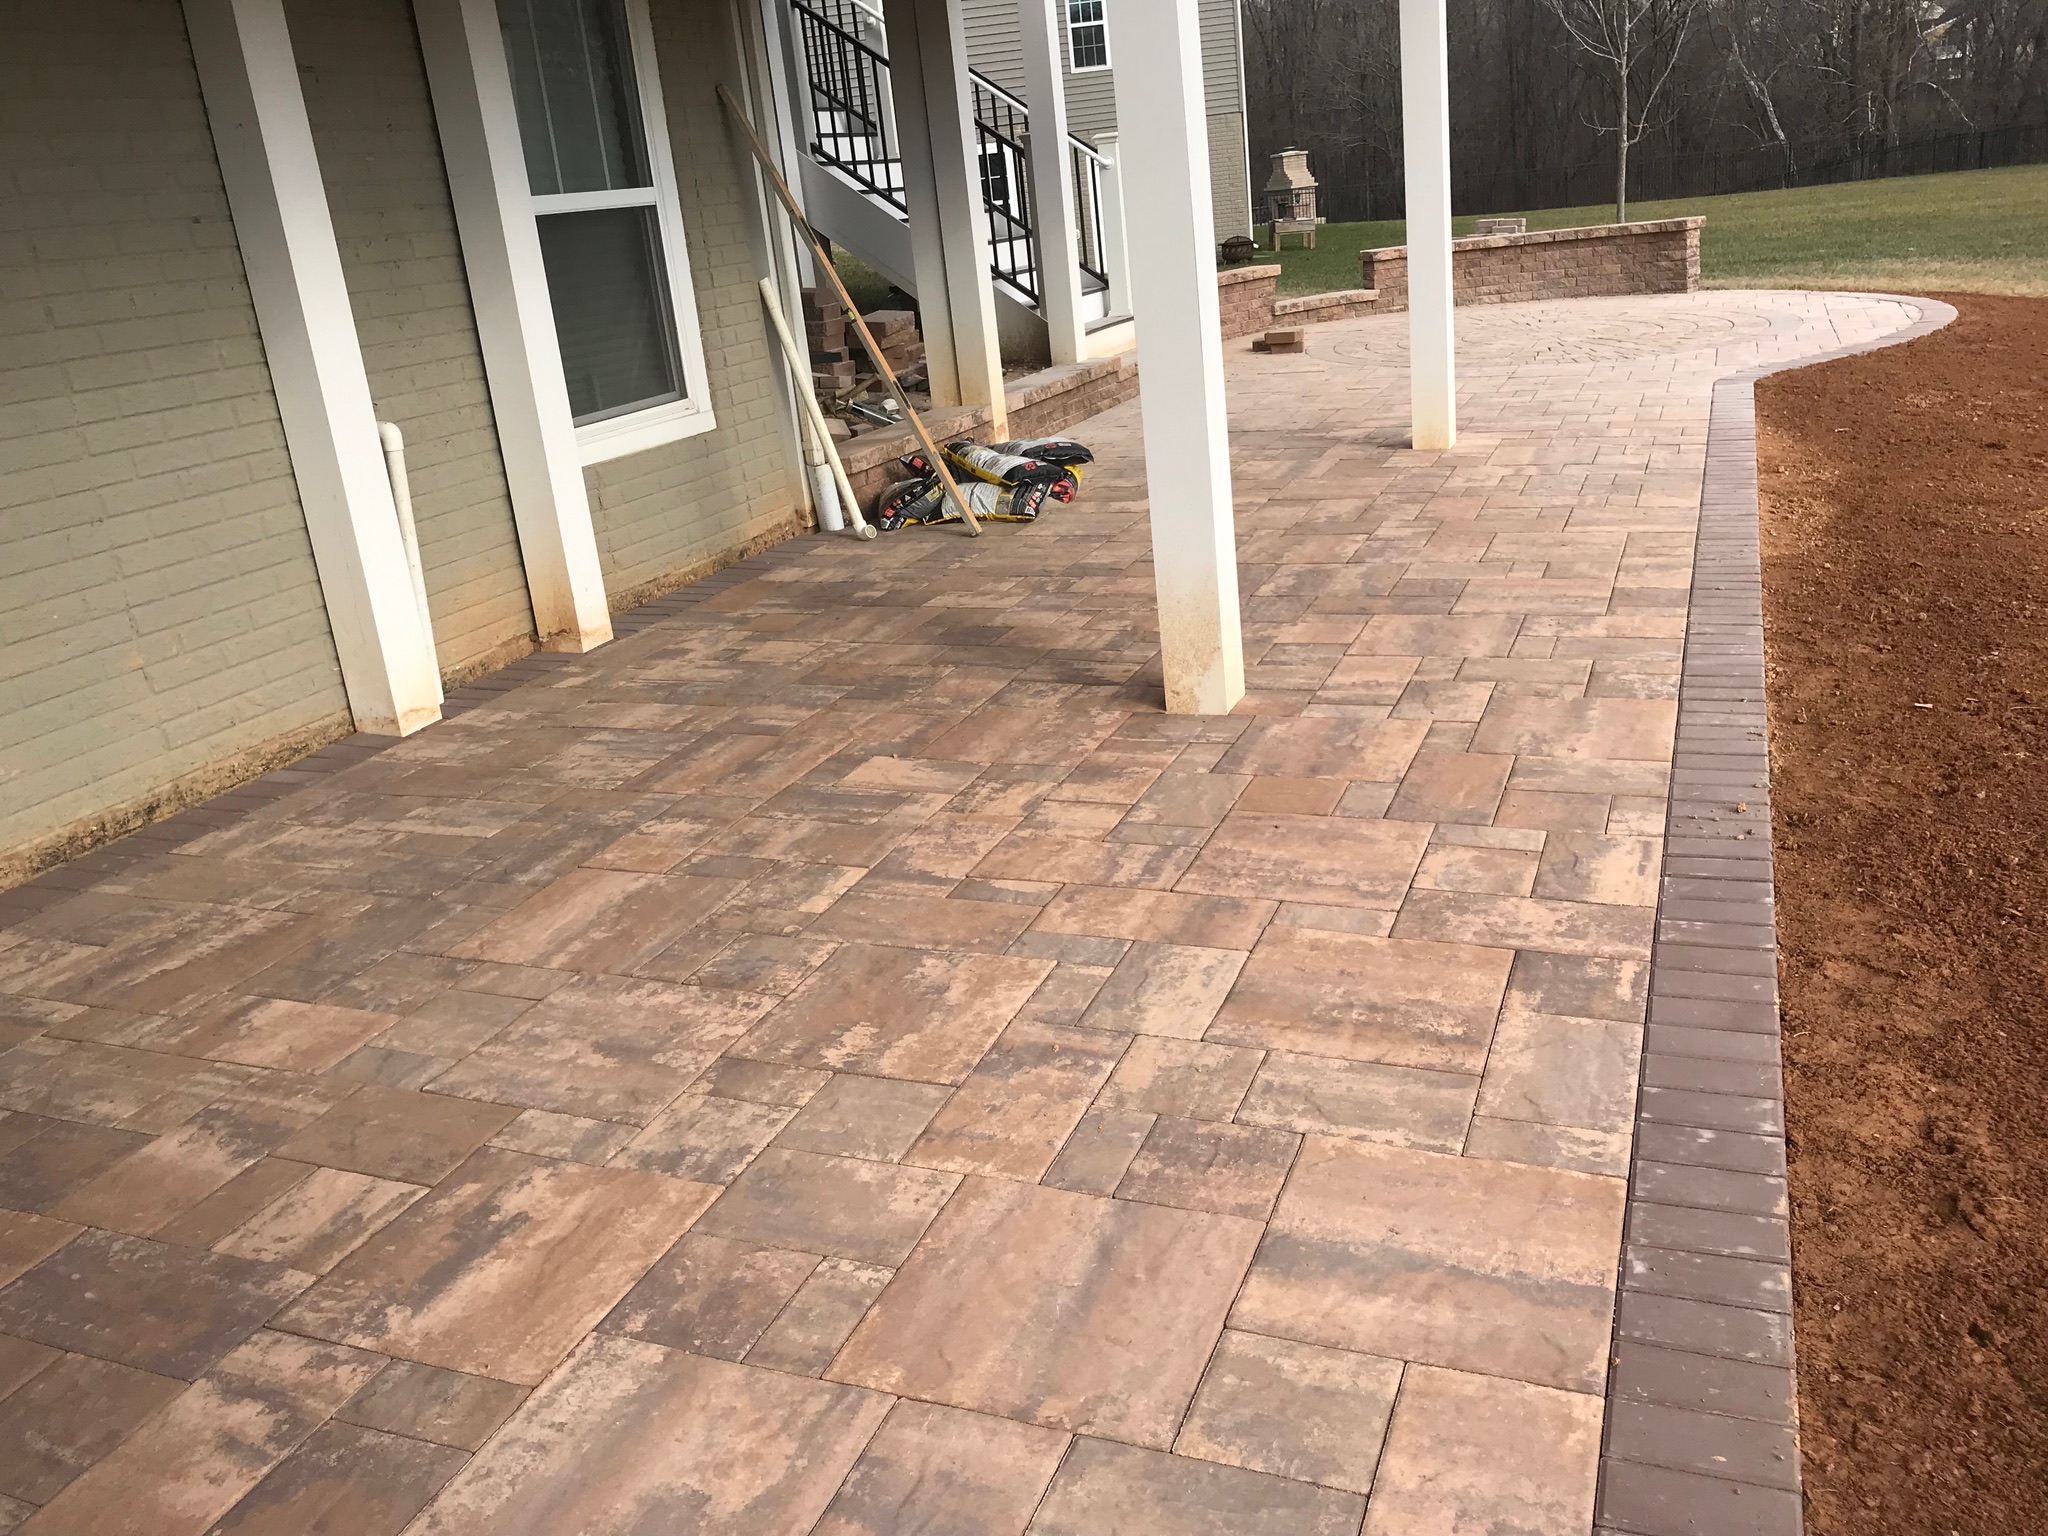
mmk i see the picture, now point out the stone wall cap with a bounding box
[1216,264,1284,287]
[1273,288,1378,313]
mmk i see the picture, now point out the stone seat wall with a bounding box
[1360,217,1704,312]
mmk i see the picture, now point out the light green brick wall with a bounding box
[0,0,804,883]
[287,0,539,683]
[0,0,350,876]
[586,0,804,603]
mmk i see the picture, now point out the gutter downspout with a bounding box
[378,421,444,702]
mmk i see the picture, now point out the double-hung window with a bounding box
[496,0,713,461]
[1065,0,1110,71]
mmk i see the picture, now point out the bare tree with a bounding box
[1243,0,2046,223]
[1536,0,1707,218]
[1712,0,1798,176]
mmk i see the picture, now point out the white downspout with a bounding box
[378,422,444,702]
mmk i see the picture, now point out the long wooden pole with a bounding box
[717,82,981,536]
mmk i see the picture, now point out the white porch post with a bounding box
[414,0,615,653]
[183,0,442,736]
[1107,0,1244,716]
[1400,0,1457,449]
[881,0,1007,433]
[1095,130,1133,319]
[1018,0,1085,364]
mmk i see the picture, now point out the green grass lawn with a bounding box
[1255,163,2048,297]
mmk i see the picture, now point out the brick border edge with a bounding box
[1594,296,1960,1536]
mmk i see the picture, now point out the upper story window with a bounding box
[1066,0,1110,71]
[497,0,713,461]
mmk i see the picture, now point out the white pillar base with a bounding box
[1107,0,1244,716]
[415,0,614,654]
[185,0,442,735]
[1019,0,1085,365]
[882,0,1006,434]
[1400,0,1457,451]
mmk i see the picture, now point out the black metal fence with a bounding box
[1312,120,2048,224]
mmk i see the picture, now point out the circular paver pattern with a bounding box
[1320,293,1796,369]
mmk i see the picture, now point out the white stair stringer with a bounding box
[797,151,1053,367]
[798,155,917,295]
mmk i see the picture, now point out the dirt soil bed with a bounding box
[1758,294,2048,1533]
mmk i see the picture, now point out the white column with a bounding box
[183,0,442,736]
[413,0,615,653]
[729,0,824,527]
[1095,130,1132,319]
[881,0,1006,433]
[1018,0,1085,364]
[1107,0,1244,716]
[1400,0,1457,450]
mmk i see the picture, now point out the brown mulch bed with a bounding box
[1757,294,2048,1533]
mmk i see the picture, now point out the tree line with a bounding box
[1241,0,2048,220]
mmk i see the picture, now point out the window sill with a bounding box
[576,397,719,465]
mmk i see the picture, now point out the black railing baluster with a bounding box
[786,0,1115,313]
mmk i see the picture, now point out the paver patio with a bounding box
[0,290,1923,1534]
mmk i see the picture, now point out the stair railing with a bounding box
[787,0,1115,312]
[968,73,1038,305]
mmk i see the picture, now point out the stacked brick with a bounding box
[801,292,929,401]
[862,309,925,384]
[802,287,857,398]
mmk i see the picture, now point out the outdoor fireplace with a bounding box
[1262,148,1319,248]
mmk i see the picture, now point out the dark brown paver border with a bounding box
[1594,296,1958,1536]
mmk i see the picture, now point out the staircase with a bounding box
[785,0,1117,346]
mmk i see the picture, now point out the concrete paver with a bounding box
[0,291,1924,1531]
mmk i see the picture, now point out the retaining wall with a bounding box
[1360,218,1704,311]
[1218,265,1378,339]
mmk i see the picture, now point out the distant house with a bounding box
[960,0,1252,242]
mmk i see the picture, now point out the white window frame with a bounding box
[511,0,716,464]
[1065,0,1111,73]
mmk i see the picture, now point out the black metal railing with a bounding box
[970,74,1038,303]
[788,0,1115,310]
[792,0,906,214]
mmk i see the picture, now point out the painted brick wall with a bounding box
[584,0,805,607]
[287,0,538,683]
[0,0,349,874]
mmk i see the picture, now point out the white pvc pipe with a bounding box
[377,421,444,701]
[758,278,875,538]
